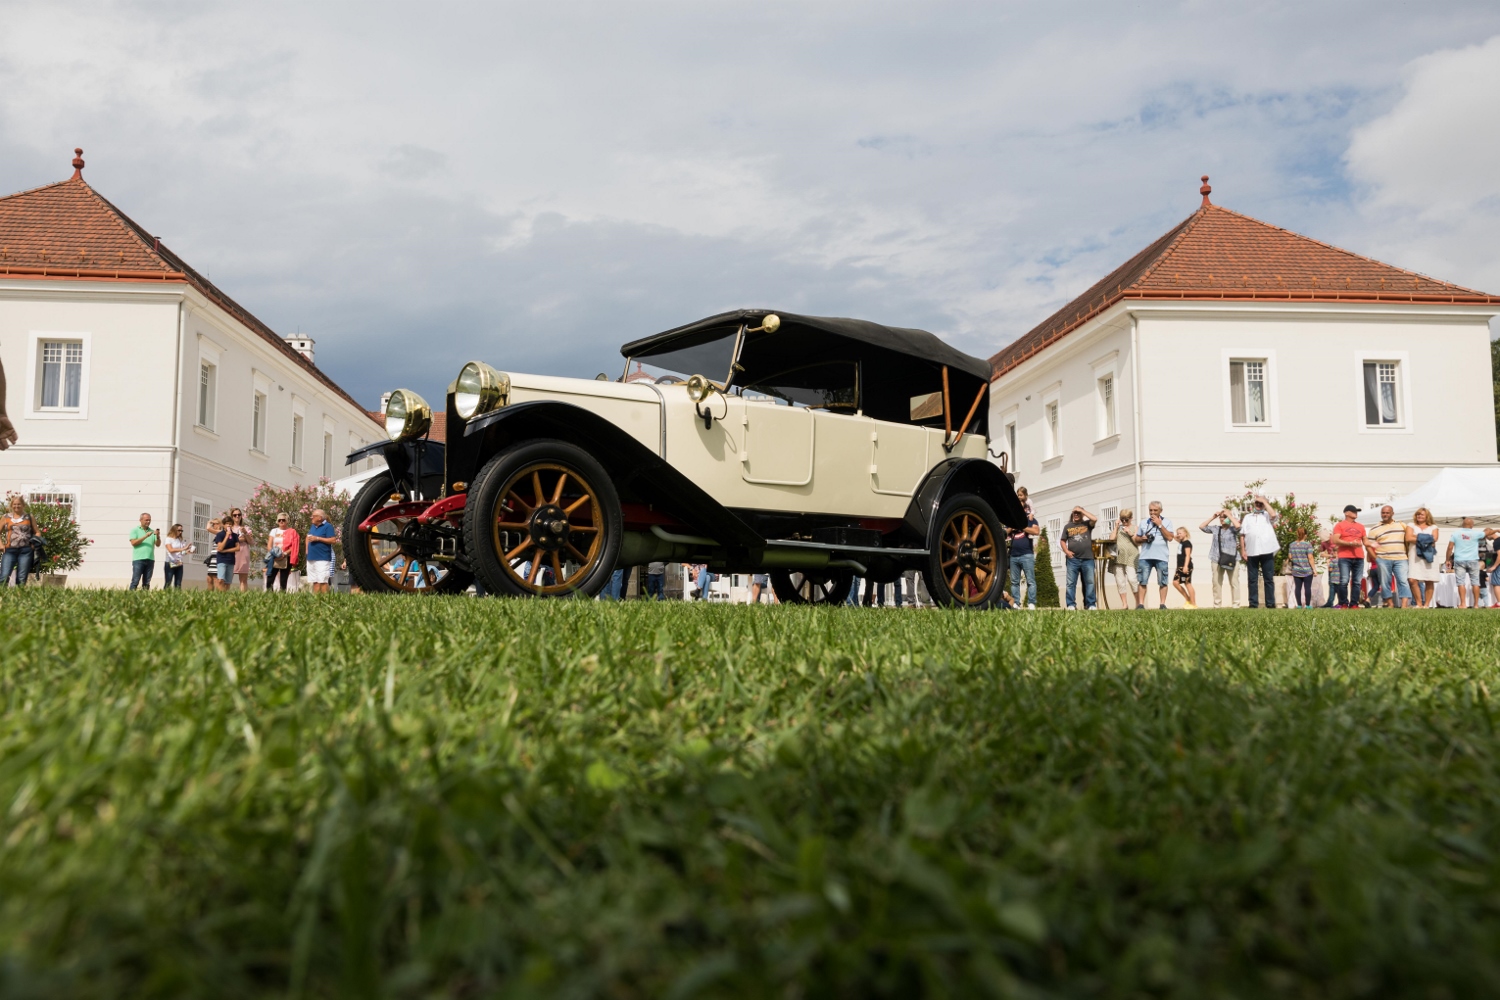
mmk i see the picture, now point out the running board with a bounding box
[766,538,929,557]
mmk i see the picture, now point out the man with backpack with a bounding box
[1198,509,1244,608]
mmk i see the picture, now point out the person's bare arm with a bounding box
[0,357,14,450]
[1075,507,1099,522]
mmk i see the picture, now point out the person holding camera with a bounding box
[129,512,161,590]
[1132,501,1174,609]
[1240,493,1281,609]
[1198,508,1244,608]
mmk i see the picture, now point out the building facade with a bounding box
[0,151,381,587]
[989,179,1500,605]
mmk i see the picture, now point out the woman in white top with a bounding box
[1408,506,1440,608]
[162,523,194,590]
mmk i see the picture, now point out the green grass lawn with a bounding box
[1,591,1498,998]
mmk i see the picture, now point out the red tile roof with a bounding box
[0,169,380,424]
[989,197,1500,380]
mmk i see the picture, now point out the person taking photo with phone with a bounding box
[129,513,160,590]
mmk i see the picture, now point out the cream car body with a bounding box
[505,373,988,519]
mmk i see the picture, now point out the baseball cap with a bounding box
[1343,504,1360,513]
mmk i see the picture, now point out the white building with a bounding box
[0,150,382,587]
[989,177,1500,605]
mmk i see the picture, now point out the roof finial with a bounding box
[1199,174,1212,208]
[70,148,85,180]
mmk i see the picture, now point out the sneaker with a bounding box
[1183,602,1197,609]
[1028,604,1036,610]
[1159,604,1168,610]
[1087,606,1099,611]
[1065,605,1078,611]
[1135,604,1144,610]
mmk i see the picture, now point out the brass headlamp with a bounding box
[453,361,510,420]
[384,388,433,442]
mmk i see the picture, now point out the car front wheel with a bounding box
[344,471,474,595]
[463,440,622,598]
[923,493,1006,609]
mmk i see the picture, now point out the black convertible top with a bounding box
[621,310,990,429]
[621,309,991,382]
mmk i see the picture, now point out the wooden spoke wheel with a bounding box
[342,472,473,595]
[465,440,622,598]
[769,568,855,605]
[923,494,1006,609]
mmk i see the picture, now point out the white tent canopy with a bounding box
[1358,467,1500,527]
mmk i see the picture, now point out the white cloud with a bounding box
[3,3,1500,402]
[1344,34,1500,295]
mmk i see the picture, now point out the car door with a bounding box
[869,420,931,497]
[740,399,814,487]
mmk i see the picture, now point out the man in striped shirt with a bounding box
[1366,505,1414,609]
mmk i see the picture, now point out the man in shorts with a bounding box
[1446,516,1485,609]
[750,572,769,603]
[304,509,340,594]
[1133,501,1174,609]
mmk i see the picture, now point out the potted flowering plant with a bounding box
[4,493,92,585]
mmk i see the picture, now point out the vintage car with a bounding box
[342,310,1026,607]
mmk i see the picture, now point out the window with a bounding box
[1005,421,1017,469]
[39,341,83,409]
[291,413,305,469]
[1364,361,1400,426]
[1046,516,1064,571]
[197,360,217,430]
[1098,374,1117,437]
[1101,504,1119,537]
[252,391,267,452]
[23,485,79,514]
[744,361,858,411]
[1045,401,1060,458]
[1229,359,1267,425]
[193,500,214,554]
[322,431,334,479]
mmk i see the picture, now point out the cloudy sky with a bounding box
[3,2,1499,406]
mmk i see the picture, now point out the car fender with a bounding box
[463,400,765,549]
[904,457,1028,540]
[344,439,446,499]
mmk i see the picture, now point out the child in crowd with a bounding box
[1172,526,1196,608]
[1288,526,1316,607]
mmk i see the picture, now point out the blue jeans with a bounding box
[600,568,626,600]
[163,563,184,589]
[1137,558,1169,590]
[864,576,904,607]
[1009,553,1036,606]
[1065,557,1096,608]
[1377,558,1411,603]
[645,573,665,599]
[696,571,713,599]
[1336,557,1365,606]
[130,558,154,590]
[1246,553,1276,608]
[1,547,33,586]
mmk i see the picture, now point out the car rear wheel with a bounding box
[344,472,474,595]
[463,440,622,598]
[923,493,1005,609]
[769,568,855,605]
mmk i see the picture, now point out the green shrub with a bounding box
[1033,526,1060,607]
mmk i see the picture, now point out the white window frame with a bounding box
[195,334,223,435]
[1040,382,1062,463]
[290,396,306,471]
[192,497,215,556]
[1101,504,1120,538]
[322,418,337,480]
[251,370,271,456]
[1045,516,1064,571]
[21,484,81,518]
[1220,349,1280,432]
[998,403,1019,473]
[1354,351,1412,434]
[1090,351,1120,444]
[24,331,92,420]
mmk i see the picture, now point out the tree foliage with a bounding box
[1033,526,1060,607]
[242,479,352,572]
[4,493,92,573]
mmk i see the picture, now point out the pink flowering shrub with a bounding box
[241,480,353,571]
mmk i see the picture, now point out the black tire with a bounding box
[344,472,474,595]
[462,440,622,598]
[923,493,1005,609]
[769,568,855,605]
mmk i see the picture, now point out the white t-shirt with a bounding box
[1241,510,1279,558]
[269,527,285,555]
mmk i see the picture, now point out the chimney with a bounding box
[283,335,316,364]
[379,391,392,411]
